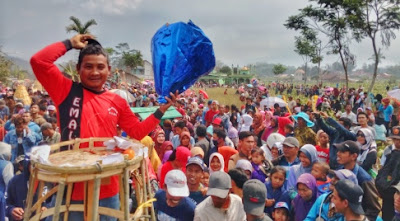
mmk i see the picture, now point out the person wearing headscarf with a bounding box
[264,111,273,128]
[151,127,166,159]
[227,121,239,148]
[287,144,318,193]
[218,146,238,172]
[208,152,224,174]
[0,142,13,194]
[252,113,266,147]
[293,173,319,221]
[190,147,205,159]
[159,141,173,161]
[356,128,377,173]
[141,136,162,176]
[261,117,279,141]
[159,146,191,187]
[179,131,192,149]
[239,114,253,132]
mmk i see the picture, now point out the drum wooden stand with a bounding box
[23,137,156,221]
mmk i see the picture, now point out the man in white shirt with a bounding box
[194,171,246,221]
[341,104,357,125]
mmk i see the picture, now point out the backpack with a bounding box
[375,149,400,195]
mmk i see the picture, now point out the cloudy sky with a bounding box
[2,0,400,69]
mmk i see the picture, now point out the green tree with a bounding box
[285,1,358,93]
[0,49,12,84]
[220,65,232,75]
[272,64,287,75]
[122,50,143,73]
[351,0,400,93]
[60,61,80,82]
[10,66,27,80]
[66,16,97,34]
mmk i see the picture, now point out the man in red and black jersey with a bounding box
[30,34,176,220]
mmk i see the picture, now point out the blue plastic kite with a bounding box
[151,20,216,103]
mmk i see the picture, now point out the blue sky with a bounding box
[1,0,400,68]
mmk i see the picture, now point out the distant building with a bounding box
[199,66,254,85]
[131,60,154,80]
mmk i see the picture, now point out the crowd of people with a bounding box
[1,33,400,221]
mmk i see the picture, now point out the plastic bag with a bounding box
[151,20,215,103]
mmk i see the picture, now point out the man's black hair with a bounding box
[174,120,186,129]
[339,117,352,129]
[357,111,368,119]
[196,125,207,137]
[38,104,47,112]
[77,44,109,69]
[274,103,280,108]
[213,128,226,140]
[228,168,248,189]
[239,131,253,140]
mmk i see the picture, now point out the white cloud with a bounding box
[80,0,143,15]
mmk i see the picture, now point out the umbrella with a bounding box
[260,97,287,109]
[110,89,136,103]
[388,89,400,101]
[199,89,209,99]
[247,84,253,88]
[131,106,182,120]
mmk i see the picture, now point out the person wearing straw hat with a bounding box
[292,112,316,147]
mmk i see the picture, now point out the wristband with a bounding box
[62,40,73,51]
[154,109,164,120]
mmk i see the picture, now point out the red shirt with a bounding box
[205,109,219,126]
[31,41,161,200]
[315,145,330,163]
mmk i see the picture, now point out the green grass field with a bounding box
[192,81,392,107]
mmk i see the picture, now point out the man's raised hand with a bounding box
[70,34,95,50]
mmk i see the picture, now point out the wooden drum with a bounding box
[23,137,155,221]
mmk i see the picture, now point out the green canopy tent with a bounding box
[131,106,182,120]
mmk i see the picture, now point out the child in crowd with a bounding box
[272,202,290,221]
[264,166,289,217]
[311,161,331,194]
[235,159,253,179]
[283,124,294,137]
[208,152,224,174]
[315,130,330,163]
[270,142,282,161]
[201,168,210,187]
[250,148,271,182]
[292,173,319,221]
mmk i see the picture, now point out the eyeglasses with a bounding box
[356,133,365,138]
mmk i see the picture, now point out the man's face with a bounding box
[218,105,225,113]
[211,195,228,208]
[238,136,255,157]
[165,189,183,207]
[394,191,400,212]
[211,103,217,110]
[30,105,39,114]
[15,124,24,134]
[331,188,346,214]
[174,127,182,136]
[42,129,50,138]
[357,114,367,125]
[345,104,352,112]
[393,138,400,149]
[78,54,110,92]
[337,151,355,165]
[186,164,203,186]
[22,113,31,123]
[283,144,299,159]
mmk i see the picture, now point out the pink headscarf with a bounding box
[264,111,273,128]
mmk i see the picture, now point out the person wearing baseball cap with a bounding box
[272,202,290,221]
[154,169,195,221]
[274,137,300,168]
[335,140,381,220]
[331,179,366,220]
[186,157,207,204]
[194,171,246,220]
[242,179,273,221]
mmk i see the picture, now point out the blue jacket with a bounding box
[0,160,11,194]
[3,129,41,161]
[4,121,41,135]
[264,181,290,217]
[317,117,356,169]
[305,192,344,221]
[6,173,27,220]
